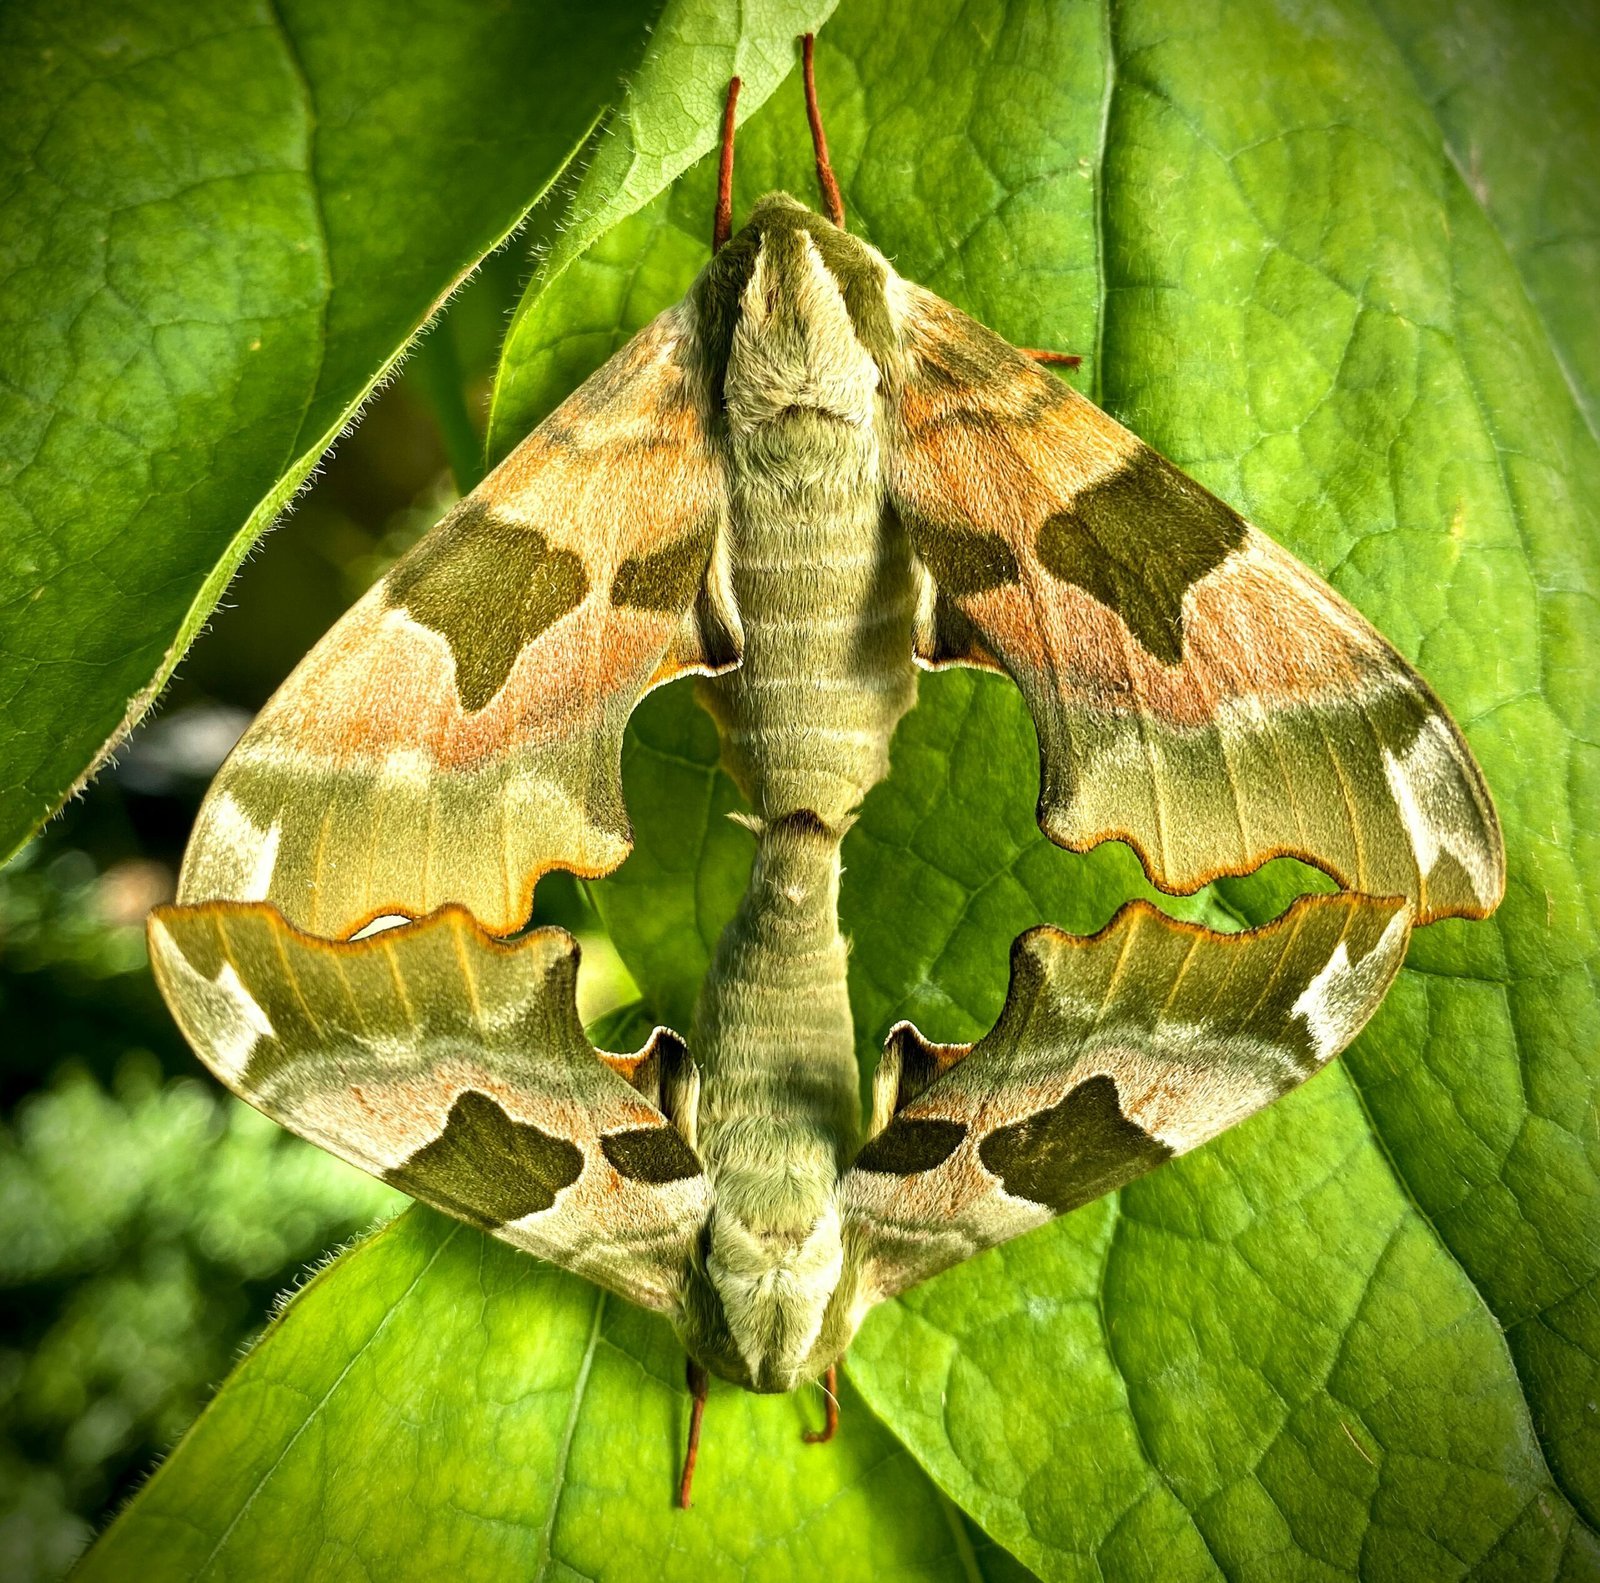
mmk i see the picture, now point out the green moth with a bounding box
[149,38,1503,1503]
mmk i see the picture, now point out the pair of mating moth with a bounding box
[150,41,1503,1503]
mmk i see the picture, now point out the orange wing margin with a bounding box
[886,283,1502,923]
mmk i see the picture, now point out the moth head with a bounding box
[675,1198,866,1393]
[697,192,904,431]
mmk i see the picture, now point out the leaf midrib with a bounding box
[1339,1037,1597,1535]
[1380,31,1600,1538]
[260,0,333,476]
[534,1285,608,1579]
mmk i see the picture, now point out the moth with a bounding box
[149,38,1503,1504]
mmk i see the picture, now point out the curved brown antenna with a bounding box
[713,75,741,254]
[801,34,845,228]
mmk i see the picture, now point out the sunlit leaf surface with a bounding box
[73,0,1598,1577]
[0,0,656,857]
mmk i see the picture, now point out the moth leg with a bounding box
[800,33,845,229]
[1019,347,1083,367]
[712,75,741,253]
[678,1358,710,1510]
[802,1363,840,1445]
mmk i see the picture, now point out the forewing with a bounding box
[180,302,737,939]
[148,903,709,1311]
[887,284,1503,924]
[842,894,1410,1301]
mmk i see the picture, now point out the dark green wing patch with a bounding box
[853,1117,968,1175]
[385,1089,584,1228]
[610,520,716,612]
[600,1125,702,1184]
[384,498,589,711]
[902,517,1020,596]
[976,1075,1173,1213]
[1035,447,1246,665]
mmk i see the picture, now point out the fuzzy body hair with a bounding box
[678,195,916,1391]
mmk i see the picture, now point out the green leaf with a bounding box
[1367,0,1600,440]
[74,0,1598,1575]
[493,0,1600,1575]
[77,1207,1021,1582]
[0,0,660,860]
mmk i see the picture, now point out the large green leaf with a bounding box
[76,0,1598,1577]
[1368,0,1600,441]
[0,0,676,860]
[77,1206,1017,1582]
[496,0,1600,1576]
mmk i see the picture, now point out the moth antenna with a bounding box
[712,76,741,254]
[1021,347,1084,367]
[802,1362,841,1444]
[801,34,845,229]
[678,1359,710,1508]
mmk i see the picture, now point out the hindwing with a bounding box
[149,903,708,1311]
[844,893,1411,1300]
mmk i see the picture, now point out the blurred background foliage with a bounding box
[0,246,636,1581]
